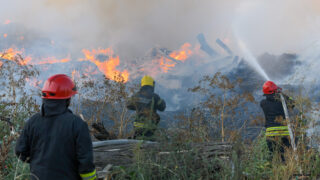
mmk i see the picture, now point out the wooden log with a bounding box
[93,140,233,179]
[197,33,219,57]
[216,38,233,55]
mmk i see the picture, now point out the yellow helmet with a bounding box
[141,75,154,87]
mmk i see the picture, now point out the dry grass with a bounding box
[0,55,320,179]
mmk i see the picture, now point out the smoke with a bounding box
[1,0,320,108]
[232,0,320,56]
[1,0,234,58]
[1,0,319,60]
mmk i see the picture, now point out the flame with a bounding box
[0,48,32,65]
[81,48,129,82]
[0,48,69,66]
[0,48,22,60]
[159,57,175,73]
[3,34,8,38]
[4,20,11,25]
[169,43,193,61]
[33,56,70,65]
[157,43,194,73]
[23,56,32,65]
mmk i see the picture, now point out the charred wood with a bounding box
[92,122,111,141]
[197,33,219,57]
[216,38,233,55]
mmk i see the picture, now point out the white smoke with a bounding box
[1,0,319,58]
[1,0,320,107]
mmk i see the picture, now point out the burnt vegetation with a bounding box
[0,57,320,180]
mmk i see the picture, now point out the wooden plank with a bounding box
[93,140,233,179]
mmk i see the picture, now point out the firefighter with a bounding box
[127,75,166,140]
[260,81,295,160]
[15,74,96,180]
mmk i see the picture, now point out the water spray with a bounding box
[236,38,270,81]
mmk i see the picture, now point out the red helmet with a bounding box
[262,81,280,94]
[42,74,77,99]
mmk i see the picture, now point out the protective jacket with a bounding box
[126,85,166,137]
[15,99,95,180]
[260,93,294,137]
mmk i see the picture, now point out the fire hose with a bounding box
[280,93,302,174]
[279,93,297,151]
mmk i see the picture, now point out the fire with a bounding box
[3,34,8,38]
[23,56,32,65]
[157,43,194,73]
[0,48,70,66]
[169,43,193,61]
[0,48,32,65]
[0,48,22,60]
[81,48,129,82]
[159,57,175,73]
[33,56,71,65]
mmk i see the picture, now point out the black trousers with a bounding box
[267,136,291,161]
[133,128,156,140]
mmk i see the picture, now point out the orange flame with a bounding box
[0,47,71,66]
[159,57,175,73]
[81,48,129,82]
[169,43,193,61]
[0,48,22,60]
[0,47,32,65]
[0,48,33,65]
[23,56,32,65]
[157,43,194,73]
[33,56,70,65]
[3,34,8,38]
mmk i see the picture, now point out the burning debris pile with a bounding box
[0,20,313,140]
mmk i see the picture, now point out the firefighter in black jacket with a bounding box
[127,76,166,140]
[260,81,295,160]
[15,74,96,180]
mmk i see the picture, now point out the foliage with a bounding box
[188,72,256,142]
[0,57,320,180]
[0,57,40,179]
[110,142,231,180]
[76,74,139,139]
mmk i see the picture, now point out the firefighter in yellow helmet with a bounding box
[127,76,166,140]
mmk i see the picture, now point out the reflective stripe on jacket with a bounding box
[266,126,289,137]
[134,122,145,128]
[80,169,97,180]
